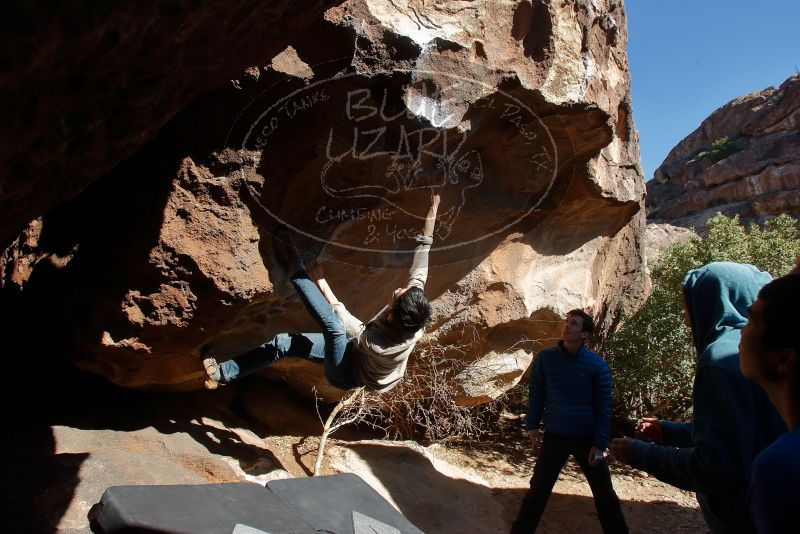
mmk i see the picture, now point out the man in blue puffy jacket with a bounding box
[610,262,786,533]
[511,309,628,533]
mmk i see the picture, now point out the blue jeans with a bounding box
[217,271,358,390]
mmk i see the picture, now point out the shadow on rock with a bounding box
[5,425,87,534]
[2,357,295,532]
[337,442,704,534]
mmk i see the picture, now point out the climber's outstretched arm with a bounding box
[423,190,441,238]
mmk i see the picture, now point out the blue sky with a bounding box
[626,0,800,180]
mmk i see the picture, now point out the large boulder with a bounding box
[647,75,800,232]
[1,0,649,404]
[0,0,340,250]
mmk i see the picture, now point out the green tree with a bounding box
[601,213,800,421]
[696,136,740,163]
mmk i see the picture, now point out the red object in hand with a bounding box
[635,418,663,444]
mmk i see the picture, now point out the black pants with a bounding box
[511,432,629,534]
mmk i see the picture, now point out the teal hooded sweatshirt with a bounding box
[627,262,786,533]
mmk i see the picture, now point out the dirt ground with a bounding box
[315,416,706,534]
[427,427,705,533]
[8,375,706,533]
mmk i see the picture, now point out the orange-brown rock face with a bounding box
[647,75,800,232]
[1,0,648,403]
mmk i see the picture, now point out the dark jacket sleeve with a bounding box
[592,361,612,449]
[660,420,694,448]
[749,446,793,534]
[526,354,546,431]
[627,356,758,492]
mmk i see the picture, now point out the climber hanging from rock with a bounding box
[202,188,440,393]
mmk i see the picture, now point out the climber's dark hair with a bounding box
[758,273,800,358]
[392,287,431,333]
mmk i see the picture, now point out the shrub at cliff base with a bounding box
[600,213,800,422]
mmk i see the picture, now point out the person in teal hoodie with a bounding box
[610,262,786,533]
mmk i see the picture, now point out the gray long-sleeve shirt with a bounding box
[331,234,432,392]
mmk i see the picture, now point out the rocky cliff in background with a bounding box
[643,223,696,265]
[647,75,800,232]
[1,0,649,403]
